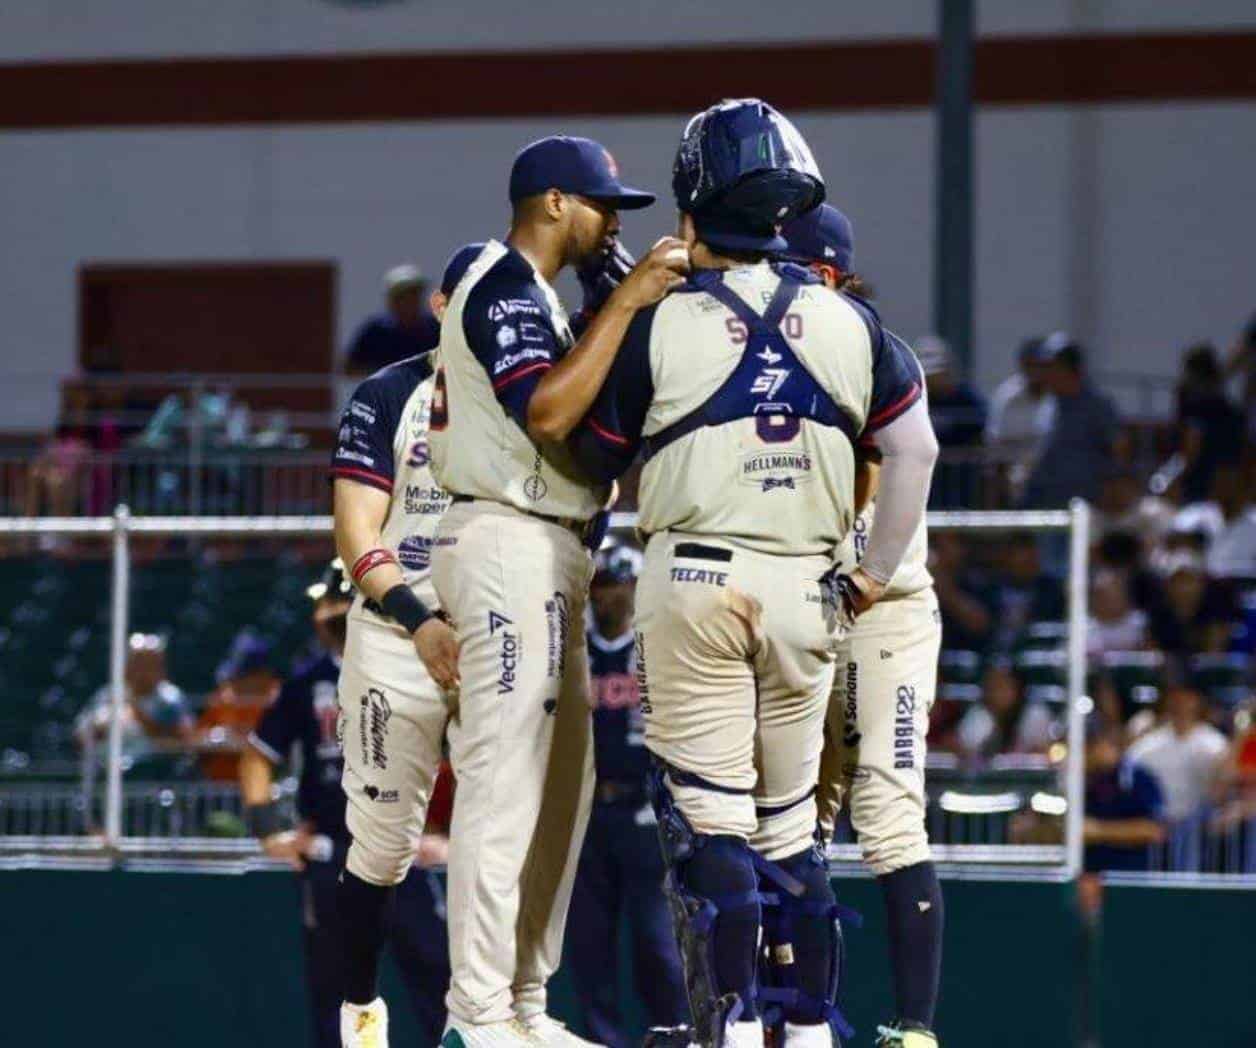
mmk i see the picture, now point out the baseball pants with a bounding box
[432,499,595,1025]
[635,532,837,861]
[566,798,689,1047]
[302,837,451,1047]
[339,609,451,887]
[817,588,940,874]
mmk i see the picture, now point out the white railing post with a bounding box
[1064,498,1091,878]
[104,505,132,848]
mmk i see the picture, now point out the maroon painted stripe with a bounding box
[0,32,1253,130]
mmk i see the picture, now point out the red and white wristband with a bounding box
[351,547,433,634]
[350,547,398,584]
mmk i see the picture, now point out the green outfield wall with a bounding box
[1,870,1248,1046]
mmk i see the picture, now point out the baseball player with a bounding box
[328,245,487,1047]
[566,542,688,1047]
[239,561,454,1047]
[428,136,687,1048]
[566,100,939,1048]
[779,205,944,1048]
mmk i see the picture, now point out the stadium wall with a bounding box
[3,869,1253,1045]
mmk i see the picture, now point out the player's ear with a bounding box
[429,290,447,321]
[542,188,567,222]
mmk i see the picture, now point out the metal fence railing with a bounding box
[0,504,1093,878]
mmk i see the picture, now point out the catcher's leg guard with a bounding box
[758,840,860,1044]
[649,764,762,1048]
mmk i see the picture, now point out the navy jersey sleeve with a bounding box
[331,357,431,493]
[462,271,561,430]
[844,296,922,435]
[249,680,305,764]
[569,305,658,483]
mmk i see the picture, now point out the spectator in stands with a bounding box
[344,263,440,377]
[915,334,987,509]
[929,530,996,651]
[1021,334,1124,511]
[1148,551,1238,655]
[1173,465,1256,582]
[1224,310,1256,447]
[74,633,194,765]
[954,659,1057,760]
[985,335,1054,501]
[1084,723,1165,873]
[1095,469,1175,557]
[24,385,95,518]
[988,531,1066,651]
[1175,343,1244,504]
[198,631,280,782]
[1087,568,1150,662]
[1127,684,1228,824]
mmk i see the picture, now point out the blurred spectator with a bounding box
[929,530,995,651]
[1224,310,1256,447]
[915,335,987,509]
[1126,685,1228,823]
[1084,724,1165,873]
[74,633,194,764]
[1172,465,1256,582]
[988,532,1066,651]
[24,386,96,517]
[1175,342,1244,504]
[198,631,281,781]
[954,660,1057,760]
[1086,568,1149,662]
[1147,552,1238,655]
[984,335,1054,500]
[1022,334,1123,510]
[345,263,440,377]
[1095,470,1174,556]
[1213,705,1256,833]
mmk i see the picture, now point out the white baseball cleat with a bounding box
[723,1018,765,1048]
[341,998,389,1048]
[440,1017,544,1047]
[785,1021,835,1046]
[521,1013,604,1046]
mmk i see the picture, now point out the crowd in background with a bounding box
[9,263,1256,874]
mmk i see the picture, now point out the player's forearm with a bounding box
[238,745,276,808]
[333,479,406,604]
[1084,817,1164,846]
[526,295,637,444]
[861,401,939,583]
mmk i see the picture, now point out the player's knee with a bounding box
[859,827,931,877]
[346,837,413,887]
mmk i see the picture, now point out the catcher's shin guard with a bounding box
[757,841,860,1045]
[650,764,760,1048]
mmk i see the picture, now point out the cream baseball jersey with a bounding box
[571,261,921,556]
[331,352,451,611]
[429,239,611,520]
[839,354,933,598]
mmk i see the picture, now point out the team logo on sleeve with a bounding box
[496,325,519,349]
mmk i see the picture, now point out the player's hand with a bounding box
[414,617,461,691]
[818,566,885,638]
[611,237,690,310]
[576,236,636,314]
[415,833,450,869]
[261,828,311,872]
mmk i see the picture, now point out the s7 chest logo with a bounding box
[751,367,791,398]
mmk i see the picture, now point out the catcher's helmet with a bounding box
[307,558,354,603]
[672,99,824,253]
[593,543,643,586]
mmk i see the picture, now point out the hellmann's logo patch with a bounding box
[739,449,813,492]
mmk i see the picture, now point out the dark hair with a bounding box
[1181,342,1222,386]
[1053,343,1084,373]
[837,272,871,298]
[1098,530,1141,569]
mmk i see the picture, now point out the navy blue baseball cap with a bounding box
[439,242,486,296]
[778,204,854,272]
[509,136,655,210]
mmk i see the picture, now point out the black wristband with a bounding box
[244,801,286,839]
[381,583,433,635]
